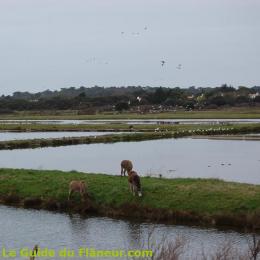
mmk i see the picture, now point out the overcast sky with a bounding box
[0,0,259,95]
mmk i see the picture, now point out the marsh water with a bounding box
[0,138,259,184]
[0,205,255,260]
[0,133,259,259]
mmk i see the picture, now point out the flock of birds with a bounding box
[84,26,183,70]
[121,26,148,36]
[86,57,182,69]
[208,163,232,167]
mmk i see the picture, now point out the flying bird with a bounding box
[161,60,166,66]
[176,64,182,70]
[85,58,96,63]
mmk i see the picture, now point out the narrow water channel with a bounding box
[0,138,259,184]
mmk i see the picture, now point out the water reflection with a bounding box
[68,214,89,248]
[124,222,143,248]
[0,206,255,260]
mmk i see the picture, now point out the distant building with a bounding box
[187,95,194,100]
[249,92,259,99]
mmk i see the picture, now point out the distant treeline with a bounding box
[0,85,260,112]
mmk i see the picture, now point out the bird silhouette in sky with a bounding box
[85,58,96,63]
[161,60,166,66]
[176,64,182,69]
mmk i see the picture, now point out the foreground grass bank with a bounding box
[0,123,260,150]
[0,168,260,231]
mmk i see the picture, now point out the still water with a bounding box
[0,205,254,260]
[0,138,259,184]
[0,132,123,142]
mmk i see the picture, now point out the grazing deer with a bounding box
[68,180,87,201]
[120,160,133,176]
[128,170,142,197]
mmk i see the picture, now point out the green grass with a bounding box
[0,122,163,132]
[1,107,260,120]
[0,168,259,214]
[0,121,260,133]
[1,168,260,230]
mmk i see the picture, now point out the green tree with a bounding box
[115,102,129,112]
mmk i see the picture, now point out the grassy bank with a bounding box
[0,132,169,150]
[192,135,260,141]
[0,124,260,150]
[1,107,260,120]
[0,120,260,133]
[0,168,260,231]
[0,123,145,132]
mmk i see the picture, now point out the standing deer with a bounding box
[120,160,133,176]
[68,180,88,201]
[128,170,142,197]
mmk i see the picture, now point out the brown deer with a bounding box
[128,170,142,197]
[120,160,133,176]
[68,180,88,201]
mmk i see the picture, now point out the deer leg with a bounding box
[129,182,135,194]
[131,184,135,196]
[80,193,84,202]
[68,190,73,201]
[133,185,137,196]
